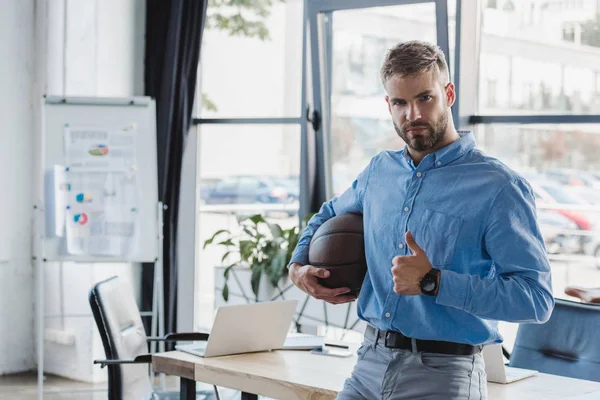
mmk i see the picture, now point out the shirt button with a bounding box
[399,243,404,249]
[385,312,391,318]
[416,172,422,177]
[436,161,441,166]
[404,207,409,212]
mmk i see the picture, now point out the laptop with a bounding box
[482,344,538,384]
[176,300,298,358]
[281,332,324,350]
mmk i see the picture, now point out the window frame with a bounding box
[459,0,600,127]
[308,0,452,203]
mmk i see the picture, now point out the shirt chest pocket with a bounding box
[416,209,463,267]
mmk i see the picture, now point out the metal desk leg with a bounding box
[241,392,258,400]
[180,378,196,399]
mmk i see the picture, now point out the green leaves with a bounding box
[267,222,283,238]
[217,239,235,247]
[204,212,310,302]
[204,229,230,248]
[266,250,287,287]
[201,93,217,112]
[239,240,254,260]
[206,0,275,41]
[222,283,229,302]
[250,264,263,299]
[202,0,286,113]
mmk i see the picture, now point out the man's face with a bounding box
[384,70,454,152]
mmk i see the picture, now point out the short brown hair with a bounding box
[380,40,449,85]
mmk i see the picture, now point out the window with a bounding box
[327,2,449,195]
[502,0,515,12]
[194,0,305,329]
[478,1,600,115]
[475,123,600,294]
[196,124,301,326]
[197,0,304,118]
[486,79,498,107]
[463,0,600,351]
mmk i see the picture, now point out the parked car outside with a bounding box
[201,176,292,205]
[528,178,598,253]
[543,168,600,189]
[537,209,581,255]
[200,175,299,217]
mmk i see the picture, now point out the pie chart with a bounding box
[76,193,93,203]
[88,144,109,156]
[73,213,88,225]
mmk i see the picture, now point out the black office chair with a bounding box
[89,276,217,400]
[508,298,600,382]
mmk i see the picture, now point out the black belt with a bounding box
[364,325,482,356]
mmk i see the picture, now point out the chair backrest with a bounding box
[509,298,600,382]
[89,276,153,400]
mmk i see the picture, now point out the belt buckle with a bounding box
[384,331,394,348]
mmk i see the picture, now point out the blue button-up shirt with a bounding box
[290,131,554,345]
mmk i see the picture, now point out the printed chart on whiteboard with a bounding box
[64,125,137,171]
[57,124,140,256]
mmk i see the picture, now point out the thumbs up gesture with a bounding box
[391,231,433,295]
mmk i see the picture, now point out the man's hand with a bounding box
[289,263,357,304]
[391,231,433,295]
[565,286,600,304]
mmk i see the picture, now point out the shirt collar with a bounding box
[400,130,475,170]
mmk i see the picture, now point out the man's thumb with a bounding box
[405,231,422,255]
[311,266,330,278]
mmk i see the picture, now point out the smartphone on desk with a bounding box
[310,347,353,358]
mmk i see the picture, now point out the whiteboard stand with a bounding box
[35,205,44,400]
[34,202,165,399]
[154,202,167,390]
[37,96,162,398]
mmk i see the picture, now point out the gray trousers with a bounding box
[337,335,487,400]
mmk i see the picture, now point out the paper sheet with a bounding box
[51,166,69,236]
[55,123,141,256]
[64,125,137,172]
[63,171,138,256]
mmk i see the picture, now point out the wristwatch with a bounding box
[420,268,441,296]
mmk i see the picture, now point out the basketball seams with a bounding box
[309,261,367,268]
[311,230,364,241]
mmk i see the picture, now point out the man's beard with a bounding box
[394,111,448,152]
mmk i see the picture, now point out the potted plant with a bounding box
[204,214,309,302]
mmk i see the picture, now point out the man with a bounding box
[288,41,554,399]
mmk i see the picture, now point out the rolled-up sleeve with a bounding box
[436,177,555,323]
[288,157,374,267]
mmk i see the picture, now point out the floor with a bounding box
[0,372,242,399]
[0,372,109,399]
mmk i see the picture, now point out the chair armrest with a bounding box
[94,354,152,368]
[147,332,209,342]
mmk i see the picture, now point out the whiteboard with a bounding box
[42,96,159,262]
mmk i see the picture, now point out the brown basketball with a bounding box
[308,213,367,295]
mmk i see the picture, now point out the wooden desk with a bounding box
[152,350,600,400]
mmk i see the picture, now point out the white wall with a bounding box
[0,0,36,375]
[0,0,145,380]
[40,0,146,382]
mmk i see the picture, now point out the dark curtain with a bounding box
[142,0,208,341]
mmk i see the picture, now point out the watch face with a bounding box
[420,269,439,295]
[422,278,436,292]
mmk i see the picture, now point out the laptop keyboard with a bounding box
[191,342,207,351]
[281,333,324,349]
[505,366,537,380]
